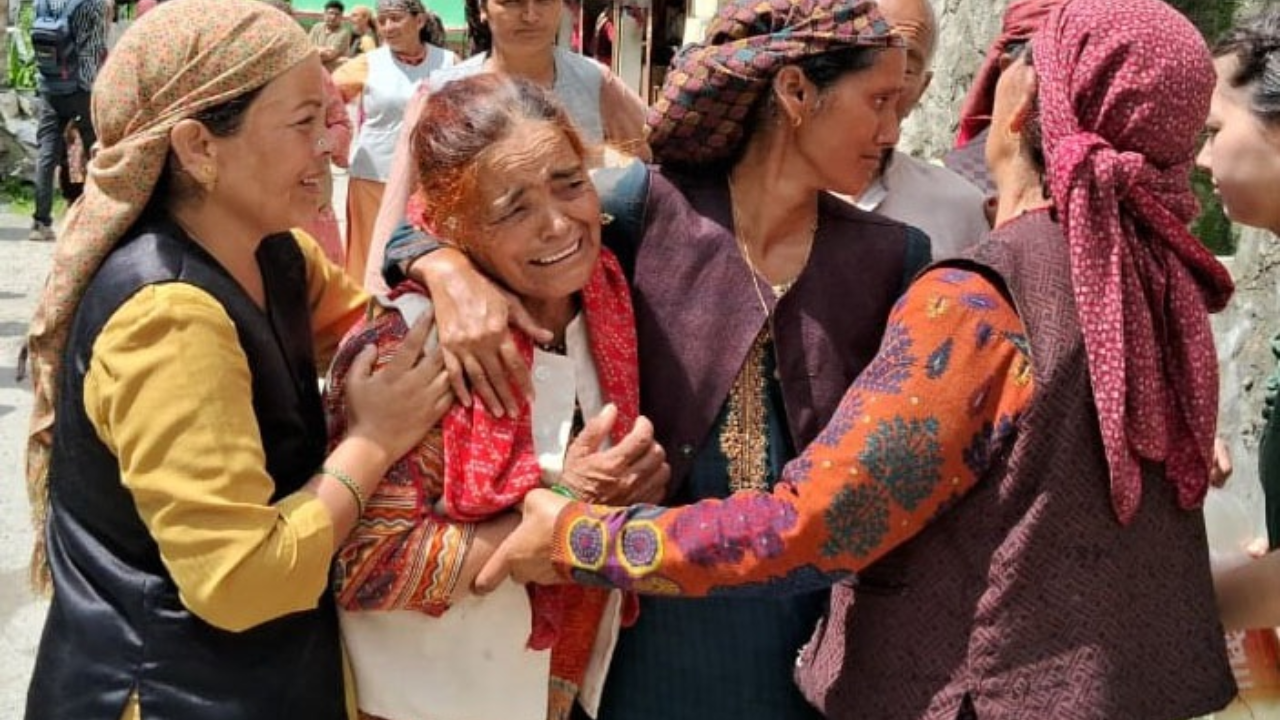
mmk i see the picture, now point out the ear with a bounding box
[168,119,219,183]
[1005,66,1040,136]
[918,68,934,99]
[772,65,815,127]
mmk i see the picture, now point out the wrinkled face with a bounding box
[324,7,343,28]
[984,51,1036,179]
[351,9,371,31]
[1196,55,1280,235]
[877,0,935,120]
[379,8,427,52]
[208,56,331,237]
[464,120,601,305]
[483,0,561,54]
[795,47,906,195]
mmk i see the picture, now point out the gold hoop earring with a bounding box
[600,212,615,226]
[792,115,803,129]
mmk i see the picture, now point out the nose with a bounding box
[539,204,571,242]
[521,1,540,22]
[876,113,902,148]
[1194,137,1212,173]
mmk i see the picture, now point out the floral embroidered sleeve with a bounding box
[550,268,1036,597]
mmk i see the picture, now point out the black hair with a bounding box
[325,0,345,12]
[1213,8,1280,126]
[464,0,493,54]
[422,9,447,47]
[151,86,265,211]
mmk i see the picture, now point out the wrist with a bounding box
[331,432,395,479]
[410,246,468,288]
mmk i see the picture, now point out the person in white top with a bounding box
[333,0,459,284]
[323,74,668,720]
[843,0,990,260]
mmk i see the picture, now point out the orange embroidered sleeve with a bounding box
[549,267,1036,597]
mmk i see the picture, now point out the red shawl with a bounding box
[1033,0,1234,523]
[326,248,639,709]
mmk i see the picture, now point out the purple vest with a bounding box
[795,211,1235,719]
[631,169,923,492]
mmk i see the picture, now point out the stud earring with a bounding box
[201,164,218,193]
[600,212,615,226]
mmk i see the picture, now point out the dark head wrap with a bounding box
[646,0,902,166]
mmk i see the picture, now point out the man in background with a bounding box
[310,0,353,71]
[29,0,106,242]
[844,0,989,259]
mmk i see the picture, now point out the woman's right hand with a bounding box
[408,247,552,418]
[343,312,454,464]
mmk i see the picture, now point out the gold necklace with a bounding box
[726,175,819,320]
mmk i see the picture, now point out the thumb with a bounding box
[473,539,512,595]
[508,299,554,344]
[572,402,618,455]
[348,344,378,381]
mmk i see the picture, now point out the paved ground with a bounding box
[0,205,53,719]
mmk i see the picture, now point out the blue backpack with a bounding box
[31,0,88,95]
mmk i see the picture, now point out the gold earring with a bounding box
[201,164,218,192]
[792,115,803,129]
[600,212,615,226]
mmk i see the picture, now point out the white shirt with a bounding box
[341,294,622,720]
[852,150,991,260]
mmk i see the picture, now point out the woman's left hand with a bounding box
[559,404,670,504]
[473,489,573,591]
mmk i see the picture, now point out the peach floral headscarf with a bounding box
[24,0,314,590]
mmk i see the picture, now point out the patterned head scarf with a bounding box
[954,0,1065,148]
[646,0,902,166]
[1032,0,1234,524]
[24,0,314,590]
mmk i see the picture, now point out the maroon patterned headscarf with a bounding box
[954,0,1066,148]
[646,0,902,166]
[1033,0,1234,524]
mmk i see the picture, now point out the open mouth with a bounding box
[531,238,582,266]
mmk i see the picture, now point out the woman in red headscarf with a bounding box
[479,1,1240,717]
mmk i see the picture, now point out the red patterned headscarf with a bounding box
[646,0,902,166]
[1033,0,1234,524]
[954,0,1065,149]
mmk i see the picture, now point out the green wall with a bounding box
[292,0,466,28]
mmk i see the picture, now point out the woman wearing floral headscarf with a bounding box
[22,1,451,717]
[477,0,1241,717]
[389,1,929,717]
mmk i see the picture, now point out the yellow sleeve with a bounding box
[332,52,369,104]
[85,283,335,633]
[292,228,369,367]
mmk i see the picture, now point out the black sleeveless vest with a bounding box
[26,217,345,720]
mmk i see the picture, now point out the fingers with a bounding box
[509,300,554,345]
[478,347,521,418]
[473,540,511,595]
[609,415,657,466]
[384,310,433,374]
[500,339,534,406]
[462,354,505,418]
[348,343,378,382]
[573,403,618,456]
[441,348,472,408]
[631,462,671,504]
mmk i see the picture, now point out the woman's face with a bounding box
[379,9,427,52]
[792,48,906,196]
[1196,55,1280,235]
[352,10,372,32]
[482,0,561,55]
[463,120,601,306]
[207,55,331,237]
